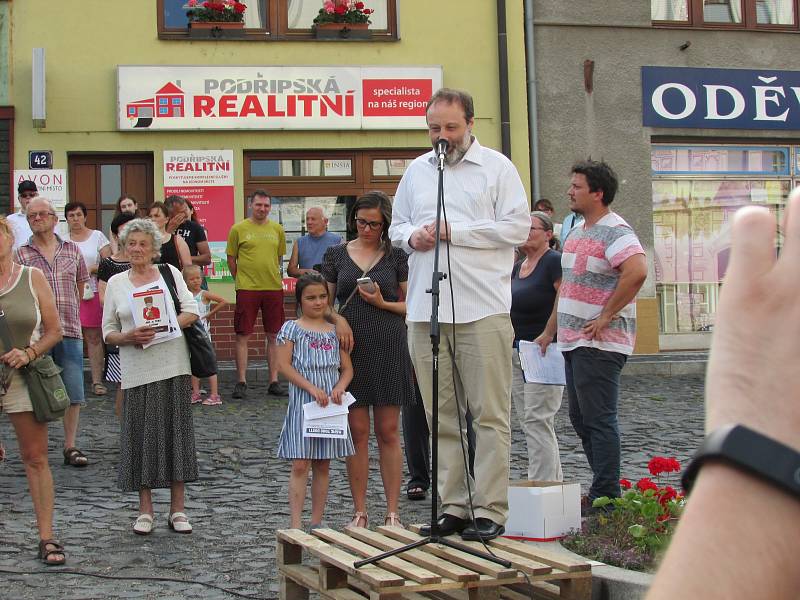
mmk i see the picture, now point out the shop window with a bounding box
[653,0,798,28]
[158,0,397,40]
[652,145,792,335]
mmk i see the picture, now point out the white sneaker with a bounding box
[133,513,154,535]
[168,511,193,534]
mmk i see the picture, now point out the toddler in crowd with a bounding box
[276,273,354,529]
[183,265,227,406]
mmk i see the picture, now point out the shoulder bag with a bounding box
[158,264,218,379]
[0,301,69,423]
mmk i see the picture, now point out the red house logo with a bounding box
[126,82,186,128]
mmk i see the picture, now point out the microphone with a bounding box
[435,138,449,170]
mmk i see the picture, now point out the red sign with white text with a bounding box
[362,79,433,117]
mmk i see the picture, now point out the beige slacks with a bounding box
[408,314,513,524]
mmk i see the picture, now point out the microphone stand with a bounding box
[354,149,511,570]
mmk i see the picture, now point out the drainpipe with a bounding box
[496,0,511,158]
[523,0,541,200]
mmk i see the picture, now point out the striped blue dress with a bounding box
[276,320,355,459]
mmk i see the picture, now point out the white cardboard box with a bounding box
[504,481,581,541]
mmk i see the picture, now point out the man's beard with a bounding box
[444,131,472,166]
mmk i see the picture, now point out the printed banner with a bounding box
[119,65,442,131]
[642,66,800,130]
[13,169,68,237]
[163,150,235,282]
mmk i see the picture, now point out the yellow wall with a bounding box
[9,0,532,212]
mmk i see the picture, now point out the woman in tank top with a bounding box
[0,218,66,565]
[147,202,190,271]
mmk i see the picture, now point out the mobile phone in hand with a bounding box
[356,277,377,293]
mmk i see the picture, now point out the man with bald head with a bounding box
[287,206,342,277]
[16,197,90,467]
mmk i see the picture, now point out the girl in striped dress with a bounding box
[276,273,355,529]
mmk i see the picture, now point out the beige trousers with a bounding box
[408,314,514,524]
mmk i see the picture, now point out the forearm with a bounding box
[31,327,63,356]
[648,463,800,599]
[192,253,211,266]
[104,330,129,346]
[599,273,645,320]
[226,257,237,278]
[205,303,227,320]
[279,363,318,395]
[336,367,353,390]
[379,300,406,316]
[541,288,561,337]
[178,311,198,328]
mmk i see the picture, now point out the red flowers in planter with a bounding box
[647,456,681,476]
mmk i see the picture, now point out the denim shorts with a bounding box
[50,337,86,406]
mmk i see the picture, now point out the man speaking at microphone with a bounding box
[389,88,529,540]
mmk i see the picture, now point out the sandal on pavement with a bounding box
[92,382,108,396]
[202,394,222,406]
[406,486,426,501]
[63,447,88,467]
[347,511,369,528]
[191,391,203,404]
[133,514,154,535]
[37,539,65,566]
[384,513,404,528]
[168,512,193,534]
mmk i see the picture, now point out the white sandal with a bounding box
[168,511,193,534]
[133,513,154,535]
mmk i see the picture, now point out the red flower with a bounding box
[658,485,677,506]
[334,4,347,14]
[667,457,681,472]
[620,478,632,490]
[355,1,365,8]
[233,1,246,13]
[657,512,670,522]
[636,477,658,492]
[363,8,372,13]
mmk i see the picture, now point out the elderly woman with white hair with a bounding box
[101,218,200,535]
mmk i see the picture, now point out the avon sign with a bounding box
[642,66,800,130]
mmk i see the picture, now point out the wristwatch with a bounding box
[682,424,800,499]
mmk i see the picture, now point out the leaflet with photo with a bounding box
[129,282,181,348]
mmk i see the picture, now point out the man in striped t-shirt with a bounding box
[536,160,647,506]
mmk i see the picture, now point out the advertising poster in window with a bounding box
[163,150,234,282]
[13,169,69,237]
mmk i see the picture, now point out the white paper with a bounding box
[302,392,356,439]
[517,341,566,386]
[129,282,182,349]
[302,391,357,420]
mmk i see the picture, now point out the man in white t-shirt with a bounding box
[8,181,36,250]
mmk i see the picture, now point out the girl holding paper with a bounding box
[276,273,354,530]
[510,211,564,481]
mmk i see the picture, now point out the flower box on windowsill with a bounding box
[313,22,370,39]
[188,21,245,39]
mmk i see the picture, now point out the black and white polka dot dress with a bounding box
[321,244,416,409]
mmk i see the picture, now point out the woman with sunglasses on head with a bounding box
[148,202,191,272]
[321,191,416,529]
[0,217,66,565]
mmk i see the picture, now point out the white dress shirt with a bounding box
[7,211,32,251]
[389,138,530,323]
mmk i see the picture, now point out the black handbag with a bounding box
[157,265,218,378]
[0,301,69,423]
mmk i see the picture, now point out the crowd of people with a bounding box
[3,87,790,599]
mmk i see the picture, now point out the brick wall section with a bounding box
[209,295,298,360]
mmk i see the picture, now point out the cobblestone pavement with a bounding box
[0,372,704,599]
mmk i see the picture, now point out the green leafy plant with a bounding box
[313,0,373,26]
[562,456,685,572]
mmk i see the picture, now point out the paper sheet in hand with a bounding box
[518,341,566,385]
[302,392,356,439]
[129,283,182,349]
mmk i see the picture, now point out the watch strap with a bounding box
[682,424,800,499]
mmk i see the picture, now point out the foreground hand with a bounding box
[706,201,800,450]
[308,385,330,407]
[357,283,385,309]
[334,319,354,353]
[582,314,612,339]
[331,386,346,405]
[1,348,31,370]
[409,227,436,252]
[126,326,156,347]
[166,213,187,234]
[425,222,451,241]
[533,332,554,356]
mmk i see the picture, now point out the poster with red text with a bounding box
[163,150,234,282]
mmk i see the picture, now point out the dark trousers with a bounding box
[564,346,627,500]
[402,378,476,492]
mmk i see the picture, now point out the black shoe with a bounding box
[460,518,505,541]
[232,382,247,399]
[268,381,287,396]
[419,513,468,537]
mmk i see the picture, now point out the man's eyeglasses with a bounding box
[530,226,548,232]
[26,211,56,221]
[355,218,384,231]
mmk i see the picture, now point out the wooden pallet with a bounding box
[277,525,592,600]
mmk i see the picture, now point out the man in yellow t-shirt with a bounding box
[226,190,286,399]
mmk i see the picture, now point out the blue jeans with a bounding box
[564,346,627,500]
[50,337,85,406]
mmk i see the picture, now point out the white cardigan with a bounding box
[102,264,199,389]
